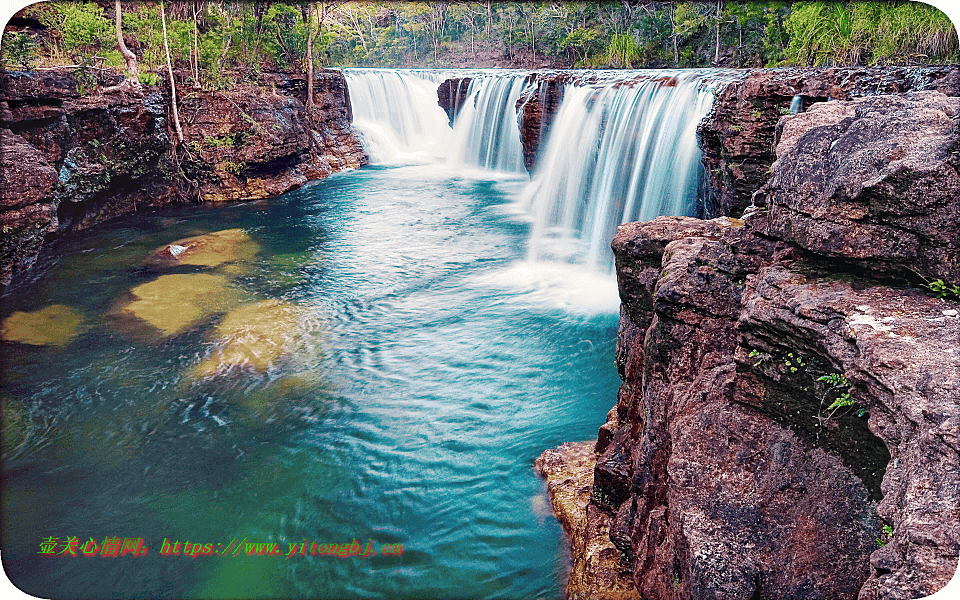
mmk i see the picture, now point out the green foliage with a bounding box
[784,352,806,374]
[876,524,894,547]
[1,31,37,70]
[784,0,958,66]
[11,0,959,75]
[138,71,161,86]
[922,278,960,301]
[607,33,640,68]
[47,1,112,61]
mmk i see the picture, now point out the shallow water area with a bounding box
[1,164,621,599]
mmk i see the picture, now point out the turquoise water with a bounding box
[2,164,622,599]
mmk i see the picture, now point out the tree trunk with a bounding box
[114,0,139,79]
[714,0,721,64]
[160,1,184,143]
[192,3,201,86]
[306,1,315,115]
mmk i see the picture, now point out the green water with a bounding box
[1,164,622,599]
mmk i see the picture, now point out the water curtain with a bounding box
[522,71,721,272]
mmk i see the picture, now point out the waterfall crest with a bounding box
[342,68,728,275]
[521,71,722,272]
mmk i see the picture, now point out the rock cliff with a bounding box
[0,68,366,288]
[697,65,960,219]
[539,90,960,599]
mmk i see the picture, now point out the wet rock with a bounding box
[515,73,566,172]
[145,229,259,268]
[0,129,59,286]
[535,441,640,600]
[1,304,85,346]
[188,299,300,379]
[436,77,472,125]
[119,273,245,336]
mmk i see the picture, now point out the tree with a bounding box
[160,0,184,143]
[114,0,139,79]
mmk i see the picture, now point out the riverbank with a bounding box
[0,68,367,288]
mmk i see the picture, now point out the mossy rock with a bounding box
[189,299,301,379]
[121,273,246,336]
[0,304,85,346]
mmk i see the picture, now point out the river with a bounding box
[1,68,721,599]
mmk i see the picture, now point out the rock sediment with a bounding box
[541,90,960,599]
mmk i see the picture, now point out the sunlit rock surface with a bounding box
[0,304,85,346]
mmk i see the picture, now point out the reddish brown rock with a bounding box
[697,65,960,219]
[543,91,960,598]
[756,91,960,284]
[544,205,959,599]
[515,72,567,173]
[436,77,472,125]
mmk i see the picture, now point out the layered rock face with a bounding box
[0,69,366,288]
[698,65,960,219]
[540,91,960,599]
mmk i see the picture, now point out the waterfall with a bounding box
[521,71,723,272]
[448,73,528,173]
[343,68,727,276]
[344,69,528,175]
[343,69,452,165]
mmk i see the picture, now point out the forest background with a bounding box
[1,1,958,89]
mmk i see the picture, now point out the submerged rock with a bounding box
[188,299,301,379]
[145,228,259,269]
[120,273,245,336]
[0,304,85,346]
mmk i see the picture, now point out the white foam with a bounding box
[471,261,621,314]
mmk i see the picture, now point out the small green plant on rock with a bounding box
[923,278,960,301]
[748,348,771,366]
[814,372,866,437]
[876,524,894,547]
[784,352,806,373]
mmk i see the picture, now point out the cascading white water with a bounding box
[343,68,727,279]
[449,73,528,173]
[344,69,452,164]
[521,71,723,271]
[344,68,529,175]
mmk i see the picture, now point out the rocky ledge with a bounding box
[540,90,960,599]
[697,65,960,219]
[0,69,367,288]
